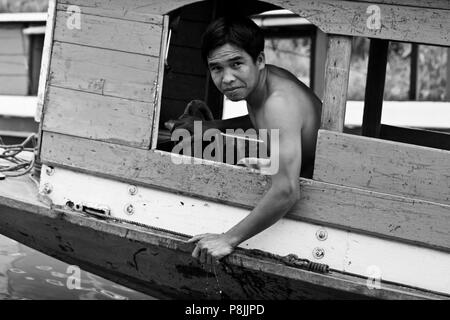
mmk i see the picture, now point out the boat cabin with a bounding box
[29,0,450,298]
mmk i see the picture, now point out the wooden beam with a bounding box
[49,42,159,102]
[54,9,163,56]
[43,86,154,148]
[314,129,450,205]
[40,131,450,252]
[380,124,450,151]
[56,2,163,24]
[321,35,352,132]
[362,38,389,138]
[409,43,419,100]
[311,28,328,100]
[60,0,450,46]
[446,47,450,102]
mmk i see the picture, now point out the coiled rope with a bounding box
[0,134,37,179]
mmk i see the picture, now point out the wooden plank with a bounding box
[380,124,450,151]
[0,75,28,95]
[0,55,27,75]
[43,86,153,148]
[270,0,450,46]
[49,42,159,102]
[312,29,327,100]
[56,2,163,24]
[0,27,25,55]
[36,0,57,123]
[40,132,450,252]
[151,15,170,150]
[446,47,450,102]
[54,10,163,56]
[56,0,450,46]
[314,129,450,205]
[321,35,352,132]
[362,38,389,138]
[348,0,450,10]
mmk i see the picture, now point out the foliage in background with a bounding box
[0,0,48,13]
[265,35,447,101]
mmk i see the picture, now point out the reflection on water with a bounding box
[0,234,154,300]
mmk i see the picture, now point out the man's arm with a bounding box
[188,95,302,264]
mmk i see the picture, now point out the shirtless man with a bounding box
[179,16,322,265]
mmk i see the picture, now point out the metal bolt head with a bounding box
[128,185,138,196]
[45,166,55,176]
[313,247,325,259]
[124,204,134,215]
[316,228,328,241]
[42,183,52,194]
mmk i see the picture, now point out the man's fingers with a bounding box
[192,244,200,259]
[187,233,209,243]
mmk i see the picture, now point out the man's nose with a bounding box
[222,68,236,84]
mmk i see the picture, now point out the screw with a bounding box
[124,204,135,215]
[313,247,325,259]
[45,166,55,176]
[128,185,138,196]
[316,228,328,241]
[42,183,52,194]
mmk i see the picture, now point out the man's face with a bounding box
[207,43,264,102]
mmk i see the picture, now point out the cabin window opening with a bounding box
[344,38,450,150]
[156,7,318,169]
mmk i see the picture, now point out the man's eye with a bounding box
[210,66,221,72]
[231,62,242,68]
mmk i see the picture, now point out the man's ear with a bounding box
[256,51,265,70]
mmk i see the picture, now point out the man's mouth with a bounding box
[223,87,242,94]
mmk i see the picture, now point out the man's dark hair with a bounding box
[201,16,264,63]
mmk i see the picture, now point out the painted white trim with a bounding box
[40,165,450,295]
[35,0,56,123]
[22,26,46,35]
[0,96,37,118]
[0,13,47,23]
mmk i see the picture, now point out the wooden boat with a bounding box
[1,0,449,299]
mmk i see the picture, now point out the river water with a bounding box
[0,234,154,300]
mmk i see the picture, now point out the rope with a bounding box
[0,134,37,179]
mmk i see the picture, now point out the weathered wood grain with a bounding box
[43,86,154,148]
[40,132,450,252]
[0,27,26,55]
[314,129,450,205]
[151,15,170,149]
[321,36,352,132]
[380,125,450,151]
[36,0,57,123]
[349,0,450,10]
[0,175,446,299]
[54,9,163,56]
[57,0,450,46]
[49,41,159,102]
[0,75,28,95]
[56,1,163,24]
[0,55,27,75]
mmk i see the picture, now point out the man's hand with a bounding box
[187,233,237,265]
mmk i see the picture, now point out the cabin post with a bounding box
[320,35,352,132]
[446,47,450,102]
[361,38,389,138]
[311,28,328,101]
